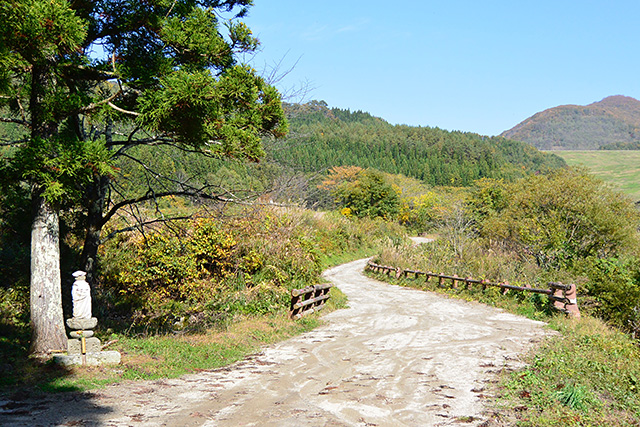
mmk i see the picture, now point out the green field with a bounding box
[553,150,640,202]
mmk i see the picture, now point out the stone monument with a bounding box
[53,271,121,366]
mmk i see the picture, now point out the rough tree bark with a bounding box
[28,63,67,354]
[30,194,67,354]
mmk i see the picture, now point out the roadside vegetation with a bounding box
[0,205,403,393]
[367,167,640,426]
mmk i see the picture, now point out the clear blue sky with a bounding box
[243,0,640,136]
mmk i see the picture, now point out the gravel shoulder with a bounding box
[0,258,552,426]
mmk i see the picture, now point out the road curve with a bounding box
[1,258,550,426]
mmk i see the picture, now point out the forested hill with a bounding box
[500,95,640,150]
[271,101,565,187]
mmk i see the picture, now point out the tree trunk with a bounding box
[80,174,110,282]
[30,194,67,354]
[80,117,113,282]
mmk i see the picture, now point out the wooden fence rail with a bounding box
[366,261,580,318]
[290,283,333,320]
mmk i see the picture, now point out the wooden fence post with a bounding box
[502,281,509,295]
[552,284,565,312]
[565,284,580,318]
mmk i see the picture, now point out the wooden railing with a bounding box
[290,283,333,320]
[366,261,580,318]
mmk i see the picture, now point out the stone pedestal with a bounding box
[53,316,121,366]
[53,351,121,366]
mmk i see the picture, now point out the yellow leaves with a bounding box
[319,165,363,190]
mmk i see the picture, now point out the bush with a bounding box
[473,168,640,269]
[579,257,640,336]
[98,206,405,332]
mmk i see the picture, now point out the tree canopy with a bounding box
[274,101,565,187]
[0,0,287,353]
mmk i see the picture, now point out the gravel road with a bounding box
[1,257,551,426]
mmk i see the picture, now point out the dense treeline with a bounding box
[273,101,565,187]
[600,141,640,150]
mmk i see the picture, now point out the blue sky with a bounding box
[243,1,640,136]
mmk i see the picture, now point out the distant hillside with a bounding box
[500,95,640,150]
[271,101,566,187]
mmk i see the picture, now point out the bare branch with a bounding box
[16,97,27,123]
[77,89,123,114]
[252,52,316,103]
[108,101,140,116]
[0,140,27,147]
[102,188,229,226]
[0,117,30,128]
[100,214,193,243]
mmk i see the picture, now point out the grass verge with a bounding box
[6,314,322,395]
[492,316,640,426]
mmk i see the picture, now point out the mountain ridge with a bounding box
[501,95,640,150]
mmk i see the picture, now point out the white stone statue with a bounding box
[71,271,92,319]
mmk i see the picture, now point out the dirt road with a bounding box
[1,258,551,426]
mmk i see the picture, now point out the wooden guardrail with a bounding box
[290,283,333,320]
[366,261,580,318]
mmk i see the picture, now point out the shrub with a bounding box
[579,257,640,336]
[474,168,640,269]
[98,206,405,332]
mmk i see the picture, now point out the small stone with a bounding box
[67,337,101,354]
[69,330,94,338]
[85,337,102,353]
[66,317,98,330]
[68,338,81,355]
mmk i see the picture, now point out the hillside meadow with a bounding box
[554,150,640,201]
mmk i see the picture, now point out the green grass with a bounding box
[7,314,322,394]
[554,150,640,202]
[496,317,640,426]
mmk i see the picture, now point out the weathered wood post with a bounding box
[502,281,509,295]
[551,284,565,311]
[465,277,473,291]
[565,284,580,318]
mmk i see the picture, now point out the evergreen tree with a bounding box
[0,0,286,354]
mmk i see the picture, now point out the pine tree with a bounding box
[0,0,286,354]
